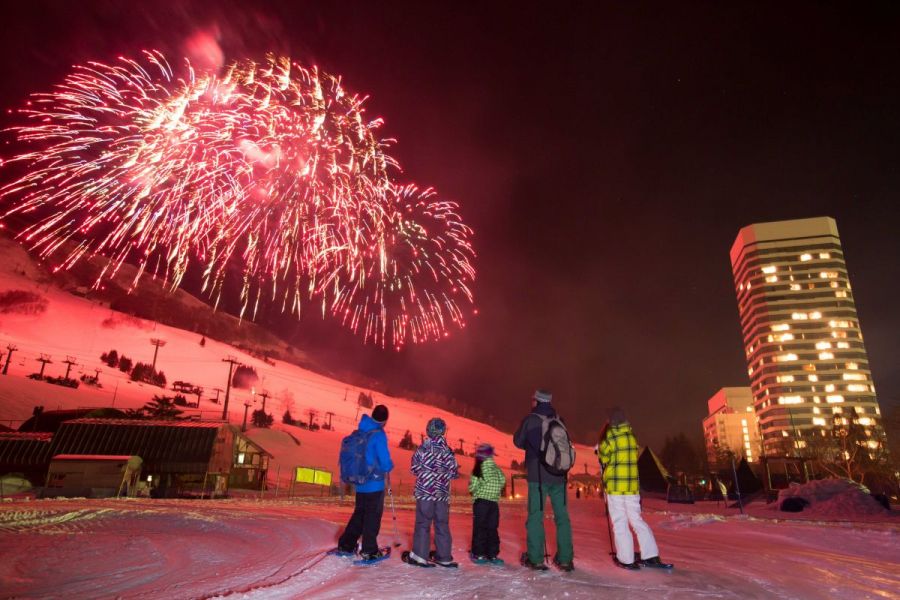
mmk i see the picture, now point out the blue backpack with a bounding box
[340,429,379,485]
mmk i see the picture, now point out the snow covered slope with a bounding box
[0,237,594,489]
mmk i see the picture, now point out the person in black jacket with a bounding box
[513,389,574,571]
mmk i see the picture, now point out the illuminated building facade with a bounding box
[702,387,760,466]
[730,217,884,456]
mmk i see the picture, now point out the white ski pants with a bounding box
[607,494,659,565]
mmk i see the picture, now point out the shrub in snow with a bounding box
[44,375,79,388]
[100,349,119,368]
[282,410,294,426]
[232,365,259,389]
[357,391,374,409]
[118,356,133,373]
[252,409,273,428]
[130,362,166,387]
[0,290,48,314]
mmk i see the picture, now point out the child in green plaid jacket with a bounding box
[468,443,506,563]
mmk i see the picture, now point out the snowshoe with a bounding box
[471,554,504,566]
[326,547,356,558]
[520,552,548,571]
[613,557,640,571]
[354,547,391,565]
[638,556,674,570]
[552,556,574,572]
[433,560,458,568]
[401,550,435,568]
[428,550,458,568]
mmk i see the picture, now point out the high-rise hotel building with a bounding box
[730,217,883,456]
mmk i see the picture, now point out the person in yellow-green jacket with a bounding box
[468,443,506,564]
[596,406,673,571]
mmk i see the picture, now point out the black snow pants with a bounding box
[338,490,385,554]
[471,498,501,558]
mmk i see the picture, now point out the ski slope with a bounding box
[0,496,897,599]
[0,236,593,491]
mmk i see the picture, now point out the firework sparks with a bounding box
[0,52,475,347]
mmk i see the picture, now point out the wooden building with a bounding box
[44,419,271,498]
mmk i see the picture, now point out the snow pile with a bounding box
[659,513,726,530]
[777,478,888,517]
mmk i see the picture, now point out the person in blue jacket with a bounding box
[337,405,394,559]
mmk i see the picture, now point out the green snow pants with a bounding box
[526,482,573,564]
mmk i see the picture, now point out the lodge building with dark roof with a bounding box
[0,418,271,498]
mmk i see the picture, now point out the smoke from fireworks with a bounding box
[0,52,475,348]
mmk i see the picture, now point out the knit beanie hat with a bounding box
[426,417,446,439]
[372,404,389,424]
[475,443,494,460]
[533,389,553,403]
[608,406,626,425]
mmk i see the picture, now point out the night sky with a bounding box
[2,2,899,448]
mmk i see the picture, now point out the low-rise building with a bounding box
[702,387,760,467]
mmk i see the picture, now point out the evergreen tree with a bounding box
[141,395,183,420]
[252,409,274,428]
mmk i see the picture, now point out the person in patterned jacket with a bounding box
[596,406,671,570]
[468,443,506,563]
[408,417,460,566]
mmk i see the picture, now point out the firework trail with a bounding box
[0,52,475,347]
[327,184,475,349]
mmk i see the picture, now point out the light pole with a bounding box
[149,338,167,372]
[221,356,240,421]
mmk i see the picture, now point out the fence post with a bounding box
[274,465,280,499]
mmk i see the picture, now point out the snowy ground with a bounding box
[1,495,897,599]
